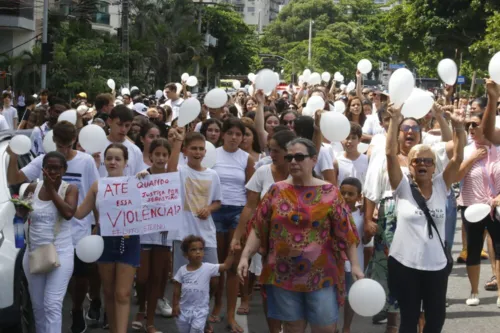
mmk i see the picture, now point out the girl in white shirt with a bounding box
[385,105,465,332]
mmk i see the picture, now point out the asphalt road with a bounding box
[57,219,500,333]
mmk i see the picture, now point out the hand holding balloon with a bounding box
[485,78,500,98]
[254,89,265,105]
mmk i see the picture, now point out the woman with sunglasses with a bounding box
[385,104,465,332]
[280,110,299,132]
[238,137,362,333]
[456,112,500,307]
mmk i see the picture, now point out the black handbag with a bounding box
[409,182,453,275]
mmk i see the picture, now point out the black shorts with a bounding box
[72,250,90,277]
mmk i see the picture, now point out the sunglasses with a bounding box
[400,125,421,132]
[283,120,294,125]
[284,153,310,162]
[465,122,480,130]
[411,158,434,167]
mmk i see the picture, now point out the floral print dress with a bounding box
[251,181,359,306]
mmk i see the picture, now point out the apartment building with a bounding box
[0,0,37,57]
[219,0,287,31]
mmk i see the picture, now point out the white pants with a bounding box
[176,309,209,333]
[23,250,74,333]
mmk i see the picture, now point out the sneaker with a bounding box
[481,249,489,260]
[71,309,87,333]
[86,299,101,322]
[466,293,480,306]
[155,298,173,317]
[457,249,467,263]
[372,310,388,324]
[102,312,109,329]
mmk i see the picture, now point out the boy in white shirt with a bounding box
[1,92,18,129]
[334,122,369,186]
[173,235,234,333]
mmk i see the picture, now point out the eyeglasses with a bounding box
[465,122,480,130]
[284,153,310,162]
[283,120,294,126]
[411,158,434,167]
[400,125,421,132]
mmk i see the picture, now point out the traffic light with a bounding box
[41,42,54,64]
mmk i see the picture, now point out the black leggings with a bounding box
[388,257,448,333]
[461,206,500,266]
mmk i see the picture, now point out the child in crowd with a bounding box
[173,235,234,333]
[335,122,369,186]
[339,177,366,333]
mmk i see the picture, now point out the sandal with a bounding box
[205,323,214,333]
[208,314,223,323]
[485,275,498,291]
[145,325,162,333]
[226,323,244,333]
[236,305,250,315]
[132,312,145,331]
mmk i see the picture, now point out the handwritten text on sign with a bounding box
[98,173,182,236]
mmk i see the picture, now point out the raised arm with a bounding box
[482,79,500,145]
[386,105,403,190]
[75,181,98,220]
[166,127,185,173]
[443,109,466,189]
[254,90,269,151]
[7,148,28,185]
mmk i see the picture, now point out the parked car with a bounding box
[0,130,36,333]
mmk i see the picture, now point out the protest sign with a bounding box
[98,172,182,236]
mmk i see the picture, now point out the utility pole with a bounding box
[41,0,49,89]
[194,1,202,93]
[121,0,129,88]
[308,20,314,66]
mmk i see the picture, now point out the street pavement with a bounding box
[59,219,500,333]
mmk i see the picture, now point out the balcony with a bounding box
[0,0,35,30]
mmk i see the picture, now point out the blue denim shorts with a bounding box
[98,236,141,268]
[212,205,244,233]
[266,285,339,326]
[345,272,354,297]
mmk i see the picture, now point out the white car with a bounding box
[0,130,36,332]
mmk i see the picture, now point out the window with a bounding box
[247,6,255,12]
[97,1,109,13]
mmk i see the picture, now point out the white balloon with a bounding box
[155,90,163,99]
[204,88,227,108]
[301,106,314,117]
[357,59,373,74]
[306,95,325,112]
[178,98,201,127]
[131,86,139,92]
[255,69,278,95]
[334,100,346,113]
[437,59,458,85]
[346,81,356,93]
[202,141,217,168]
[58,110,77,125]
[107,79,115,90]
[233,80,241,89]
[186,76,198,87]
[328,103,335,111]
[248,85,254,96]
[248,73,256,82]
[78,124,108,153]
[338,74,344,83]
[389,68,415,108]
[121,87,130,96]
[489,52,500,84]
[77,105,88,116]
[309,72,321,86]
[275,72,280,83]
[181,72,190,82]
[320,112,350,142]
[464,203,491,223]
[349,279,386,317]
[43,130,56,153]
[175,83,183,94]
[357,142,369,154]
[303,69,311,81]
[76,235,104,263]
[321,72,331,82]
[401,88,434,120]
[298,75,304,83]
[9,135,31,155]
[334,72,342,81]
[340,84,347,91]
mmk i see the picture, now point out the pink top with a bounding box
[250,181,359,306]
[458,143,500,206]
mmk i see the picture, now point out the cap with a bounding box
[133,103,148,116]
[77,92,87,99]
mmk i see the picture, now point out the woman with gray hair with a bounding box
[385,104,465,332]
[237,137,363,333]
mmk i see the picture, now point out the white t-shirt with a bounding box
[97,138,143,177]
[1,106,18,129]
[174,263,220,313]
[212,147,248,206]
[362,114,385,136]
[246,164,276,198]
[164,98,185,120]
[173,165,222,248]
[344,209,364,272]
[314,145,334,178]
[390,173,449,271]
[0,114,9,131]
[21,151,100,245]
[337,153,369,186]
[255,156,272,170]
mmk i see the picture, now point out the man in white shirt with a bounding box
[36,89,49,108]
[163,82,184,120]
[1,92,18,129]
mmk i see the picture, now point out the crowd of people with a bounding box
[2,73,500,333]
